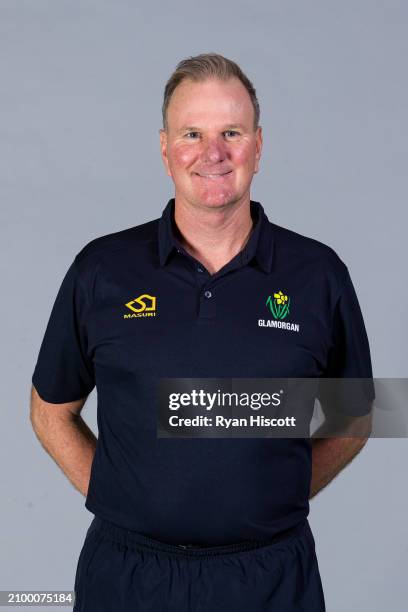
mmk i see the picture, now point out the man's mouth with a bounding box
[194,170,233,179]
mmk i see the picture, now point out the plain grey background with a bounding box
[1,1,407,610]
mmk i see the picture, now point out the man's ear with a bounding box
[254,125,263,174]
[159,129,172,177]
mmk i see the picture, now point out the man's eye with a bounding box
[184,131,240,140]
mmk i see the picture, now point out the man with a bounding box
[30,53,374,611]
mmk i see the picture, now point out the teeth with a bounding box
[198,172,229,177]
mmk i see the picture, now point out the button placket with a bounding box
[198,284,216,319]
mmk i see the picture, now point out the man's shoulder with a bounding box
[270,220,348,281]
[74,217,160,268]
[271,220,341,259]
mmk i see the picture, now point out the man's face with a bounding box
[160,77,263,210]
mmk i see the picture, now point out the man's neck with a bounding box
[173,196,254,275]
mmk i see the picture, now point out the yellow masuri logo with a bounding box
[125,294,156,316]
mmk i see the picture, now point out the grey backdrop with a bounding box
[1,1,407,611]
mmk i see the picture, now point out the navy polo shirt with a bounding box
[32,198,374,545]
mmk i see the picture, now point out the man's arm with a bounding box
[310,436,368,499]
[309,408,373,499]
[30,384,97,497]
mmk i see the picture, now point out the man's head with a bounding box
[159,53,263,211]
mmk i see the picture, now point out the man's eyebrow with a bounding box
[177,123,246,133]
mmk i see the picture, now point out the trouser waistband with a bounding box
[89,516,308,559]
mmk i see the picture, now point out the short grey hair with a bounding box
[161,52,260,132]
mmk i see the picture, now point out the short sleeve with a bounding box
[32,258,95,403]
[317,265,375,416]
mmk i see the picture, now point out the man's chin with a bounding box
[174,186,248,210]
[191,191,240,209]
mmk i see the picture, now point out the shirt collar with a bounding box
[158,197,273,273]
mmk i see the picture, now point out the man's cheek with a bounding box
[170,144,197,168]
[232,145,253,165]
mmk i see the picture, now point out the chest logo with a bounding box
[266,291,290,320]
[259,290,300,332]
[124,294,156,318]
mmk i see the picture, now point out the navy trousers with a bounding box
[73,516,326,611]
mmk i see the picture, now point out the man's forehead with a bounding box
[170,100,253,132]
[168,78,253,126]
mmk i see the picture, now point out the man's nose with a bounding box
[201,137,228,163]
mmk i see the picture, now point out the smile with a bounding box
[194,171,232,179]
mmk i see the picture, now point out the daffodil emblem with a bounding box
[266,290,290,320]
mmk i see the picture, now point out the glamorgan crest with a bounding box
[266,291,290,320]
[259,290,300,332]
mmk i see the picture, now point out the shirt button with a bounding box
[197,267,204,273]
[204,290,212,299]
